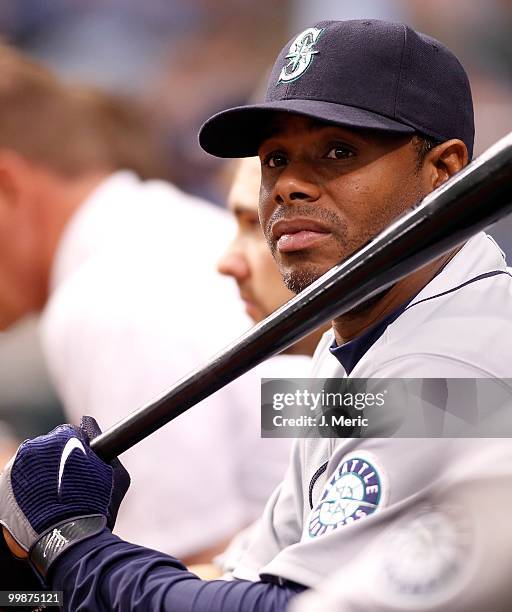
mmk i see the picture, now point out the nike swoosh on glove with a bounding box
[0,422,125,581]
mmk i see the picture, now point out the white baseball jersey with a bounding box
[230,232,512,607]
[40,171,302,557]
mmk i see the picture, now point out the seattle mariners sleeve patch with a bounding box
[307,452,388,538]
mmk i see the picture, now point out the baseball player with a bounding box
[2,19,512,611]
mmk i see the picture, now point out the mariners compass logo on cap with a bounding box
[278,27,323,84]
[307,452,387,538]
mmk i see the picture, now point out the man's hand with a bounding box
[0,417,130,580]
[0,527,62,612]
[3,526,27,558]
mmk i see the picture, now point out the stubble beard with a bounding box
[281,255,339,294]
[277,229,369,295]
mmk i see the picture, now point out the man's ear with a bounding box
[0,150,33,212]
[426,139,469,189]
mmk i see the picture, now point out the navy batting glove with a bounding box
[0,424,114,579]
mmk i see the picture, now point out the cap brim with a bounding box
[199,99,416,158]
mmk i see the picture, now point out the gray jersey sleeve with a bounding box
[291,442,512,611]
[231,439,306,581]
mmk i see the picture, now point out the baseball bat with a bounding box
[91,132,512,462]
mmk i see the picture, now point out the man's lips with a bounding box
[271,218,332,253]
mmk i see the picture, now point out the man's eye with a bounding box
[242,216,261,230]
[264,152,288,168]
[325,145,354,160]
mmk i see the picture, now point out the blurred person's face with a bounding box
[218,157,295,323]
[0,154,104,330]
[0,156,47,329]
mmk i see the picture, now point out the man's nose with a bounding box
[217,248,250,281]
[272,164,321,206]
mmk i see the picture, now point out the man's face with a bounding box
[0,177,44,330]
[218,157,295,322]
[258,115,427,293]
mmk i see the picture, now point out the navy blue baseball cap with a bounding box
[199,20,474,159]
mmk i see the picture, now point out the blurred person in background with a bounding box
[204,157,329,579]
[218,156,325,355]
[0,45,296,564]
[0,2,290,458]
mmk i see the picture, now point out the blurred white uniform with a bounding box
[40,171,304,556]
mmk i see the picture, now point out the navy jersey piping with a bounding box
[308,461,329,509]
[403,269,511,311]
